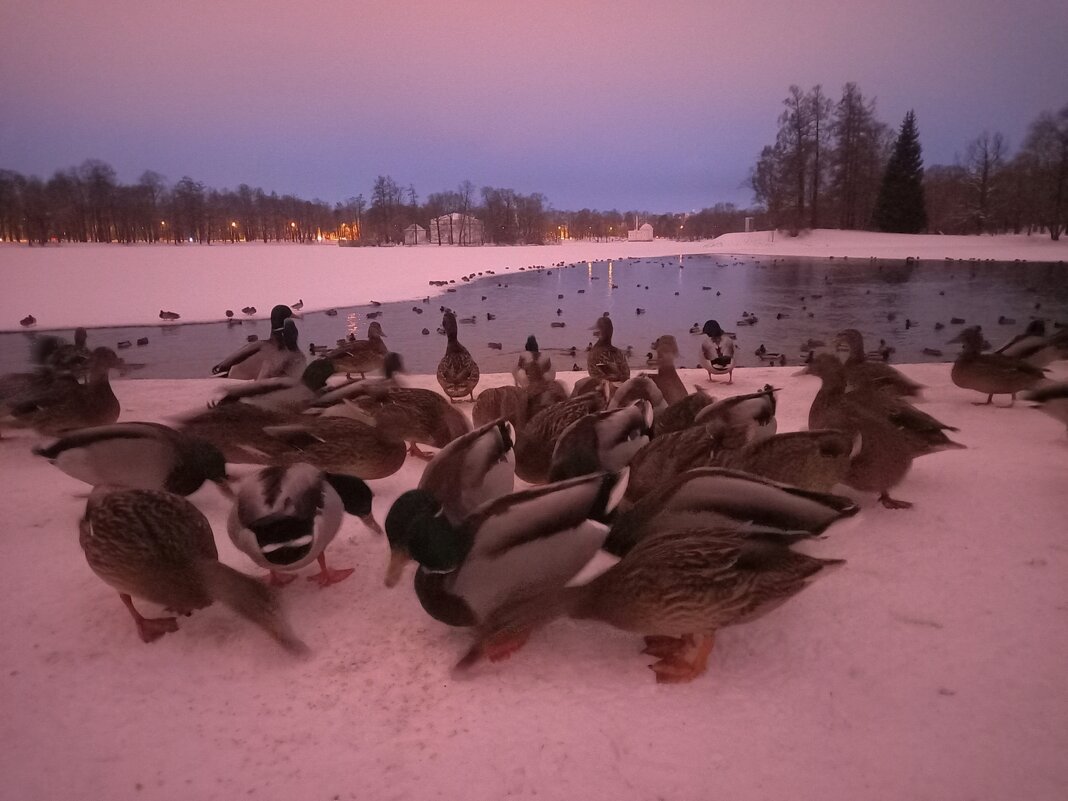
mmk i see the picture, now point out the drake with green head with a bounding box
[384,471,627,629]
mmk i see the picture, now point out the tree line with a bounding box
[751,84,1068,240]
[0,165,764,247]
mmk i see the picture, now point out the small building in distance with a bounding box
[429,213,484,246]
[404,224,428,245]
[627,222,654,242]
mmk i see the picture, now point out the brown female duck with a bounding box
[80,488,305,651]
[4,347,121,436]
[949,326,1047,406]
[437,310,480,401]
[836,329,923,397]
[326,321,388,378]
[587,315,630,384]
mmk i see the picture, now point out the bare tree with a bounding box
[964,131,1005,233]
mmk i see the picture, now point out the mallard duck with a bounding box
[176,403,298,464]
[652,388,715,437]
[384,420,515,585]
[996,321,1068,368]
[459,525,842,683]
[712,429,854,492]
[472,386,527,429]
[694,384,778,443]
[548,400,653,482]
[249,416,408,479]
[3,347,121,436]
[625,424,719,502]
[949,326,1047,405]
[33,422,230,497]
[437,311,480,401]
[228,463,379,587]
[608,375,666,415]
[212,305,303,380]
[325,321,388,378]
[40,328,90,377]
[513,390,607,484]
[384,471,627,626]
[605,467,859,557]
[646,335,687,405]
[514,335,555,387]
[212,358,335,413]
[80,488,305,651]
[587,315,630,383]
[800,354,963,508]
[836,329,923,397]
[698,320,735,383]
[1022,382,1068,434]
[318,382,470,461]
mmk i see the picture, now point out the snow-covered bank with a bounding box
[2,364,1067,801]
[0,240,715,332]
[5,230,1067,333]
[714,228,1068,263]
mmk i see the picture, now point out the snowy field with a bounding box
[3,229,1067,333]
[2,362,1067,801]
[3,230,1068,799]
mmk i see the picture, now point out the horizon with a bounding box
[1,0,1065,212]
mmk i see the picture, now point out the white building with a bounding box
[627,222,654,242]
[429,213,484,246]
[404,224,428,245]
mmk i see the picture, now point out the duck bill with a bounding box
[384,548,410,588]
[361,513,384,535]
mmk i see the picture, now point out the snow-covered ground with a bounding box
[2,363,1067,801]
[4,229,1067,332]
[3,230,1067,798]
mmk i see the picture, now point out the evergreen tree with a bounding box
[872,110,927,233]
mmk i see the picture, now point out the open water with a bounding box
[2,253,1066,378]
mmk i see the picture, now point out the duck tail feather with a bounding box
[197,560,308,655]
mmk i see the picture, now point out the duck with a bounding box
[33,422,230,497]
[20,315,36,327]
[79,488,306,651]
[644,335,687,405]
[249,416,408,479]
[3,347,122,436]
[1022,382,1068,434]
[212,358,335,414]
[605,467,859,557]
[625,424,719,502]
[384,471,627,627]
[711,429,855,493]
[607,375,666,415]
[514,335,555,387]
[587,315,630,384]
[437,310,480,402]
[383,420,516,586]
[472,385,527,429]
[513,390,607,484]
[227,463,379,587]
[211,305,300,380]
[159,310,180,321]
[652,388,716,437]
[948,326,1047,406]
[42,328,91,377]
[316,381,471,460]
[693,385,778,443]
[325,321,388,378]
[836,329,923,397]
[548,400,653,482]
[995,320,1068,368]
[800,354,964,508]
[457,524,843,683]
[291,298,304,311]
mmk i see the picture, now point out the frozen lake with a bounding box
[3,253,1067,377]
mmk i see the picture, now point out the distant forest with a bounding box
[2,89,1064,246]
[0,167,758,247]
[750,85,1068,241]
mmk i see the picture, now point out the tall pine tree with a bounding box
[872,110,927,233]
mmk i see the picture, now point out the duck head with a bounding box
[367,321,386,340]
[525,335,539,353]
[324,473,380,532]
[442,311,458,339]
[591,315,614,343]
[186,438,232,497]
[383,490,468,587]
[301,358,337,390]
[947,326,984,353]
[280,318,300,350]
[835,329,864,356]
[269,304,294,331]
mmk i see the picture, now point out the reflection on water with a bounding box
[3,254,1066,378]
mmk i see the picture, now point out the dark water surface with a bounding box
[3,253,1067,378]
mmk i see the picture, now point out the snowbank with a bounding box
[2,363,1067,801]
